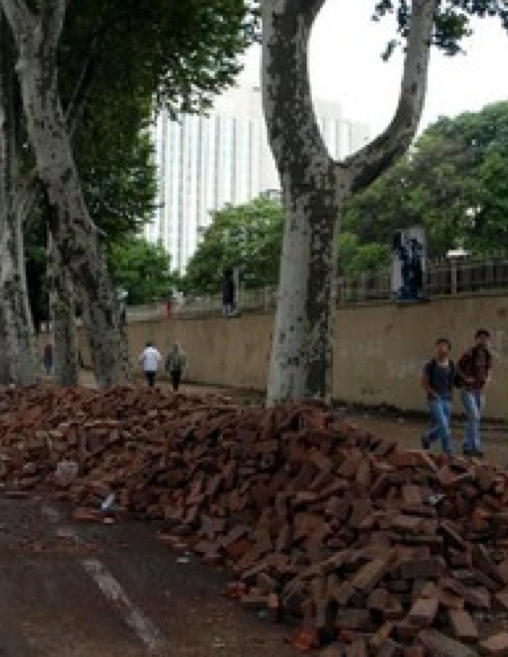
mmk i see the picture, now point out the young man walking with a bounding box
[165,343,187,391]
[421,337,455,459]
[456,328,493,457]
[138,341,162,387]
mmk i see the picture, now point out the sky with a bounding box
[239,1,508,137]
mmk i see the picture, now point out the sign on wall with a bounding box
[391,227,426,301]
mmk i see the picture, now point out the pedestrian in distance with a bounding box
[421,337,455,460]
[165,343,187,391]
[222,268,236,317]
[455,328,493,457]
[138,341,162,387]
[43,342,53,376]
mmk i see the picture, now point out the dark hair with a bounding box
[435,337,451,349]
[475,328,490,339]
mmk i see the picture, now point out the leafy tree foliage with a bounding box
[340,101,508,261]
[337,233,391,276]
[375,0,508,56]
[183,197,284,295]
[108,238,174,306]
[73,94,157,241]
[57,0,258,128]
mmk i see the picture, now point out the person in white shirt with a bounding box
[138,341,162,387]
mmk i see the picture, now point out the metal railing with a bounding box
[337,255,508,303]
[126,256,508,320]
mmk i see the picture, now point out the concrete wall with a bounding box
[332,296,507,418]
[79,293,508,420]
[123,311,273,390]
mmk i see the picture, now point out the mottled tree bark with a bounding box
[262,0,437,404]
[0,16,38,385]
[0,0,130,387]
[0,305,11,385]
[47,233,79,386]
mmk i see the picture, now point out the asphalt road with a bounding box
[0,493,297,657]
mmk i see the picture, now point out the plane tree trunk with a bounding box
[0,15,38,385]
[47,233,80,386]
[262,0,437,405]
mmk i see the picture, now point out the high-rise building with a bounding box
[146,85,369,271]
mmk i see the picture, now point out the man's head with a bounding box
[475,328,491,347]
[435,337,451,359]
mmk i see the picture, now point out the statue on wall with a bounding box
[392,227,426,301]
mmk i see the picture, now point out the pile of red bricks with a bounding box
[1,386,508,655]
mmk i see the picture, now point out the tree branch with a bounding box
[65,54,96,137]
[0,0,35,42]
[64,0,130,135]
[343,0,438,194]
[300,0,327,25]
[40,0,66,49]
[262,0,332,187]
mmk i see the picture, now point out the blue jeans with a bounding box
[424,398,453,455]
[461,390,485,452]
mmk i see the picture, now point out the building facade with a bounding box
[146,85,369,271]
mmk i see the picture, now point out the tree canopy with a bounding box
[183,196,284,295]
[59,0,258,117]
[374,0,508,56]
[340,101,508,261]
[73,94,157,241]
[108,237,174,306]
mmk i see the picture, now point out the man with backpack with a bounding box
[456,328,493,457]
[421,337,455,459]
[165,343,187,391]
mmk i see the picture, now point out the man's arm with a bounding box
[456,351,475,386]
[421,364,438,399]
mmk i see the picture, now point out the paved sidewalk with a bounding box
[341,408,508,469]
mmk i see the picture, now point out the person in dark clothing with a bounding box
[222,268,236,317]
[43,342,53,375]
[421,337,455,459]
[409,238,424,298]
[165,343,187,391]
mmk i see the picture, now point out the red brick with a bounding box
[407,596,439,627]
[376,639,403,657]
[402,648,424,657]
[479,632,508,656]
[350,557,391,594]
[447,609,478,643]
[418,629,478,657]
[344,638,367,657]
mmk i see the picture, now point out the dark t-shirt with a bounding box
[423,359,454,400]
[222,278,235,304]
